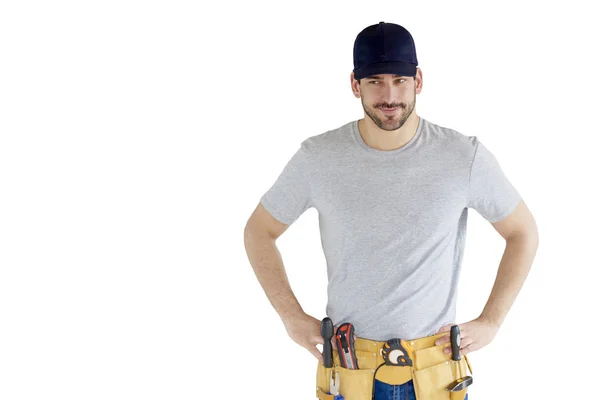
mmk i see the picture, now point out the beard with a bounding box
[362,91,416,132]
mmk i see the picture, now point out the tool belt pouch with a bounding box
[411,345,473,400]
[316,362,335,400]
[316,360,375,400]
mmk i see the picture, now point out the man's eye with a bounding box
[369,79,405,84]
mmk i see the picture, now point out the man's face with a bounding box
[358,73,416,131]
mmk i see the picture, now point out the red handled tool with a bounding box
[335,323,358,370]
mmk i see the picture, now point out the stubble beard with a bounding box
[362,90,416,132]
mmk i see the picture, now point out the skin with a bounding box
[350,69,423,152]
[245,68,538,363]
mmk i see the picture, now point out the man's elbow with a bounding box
[507,228,539,249]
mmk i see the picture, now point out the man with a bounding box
[244,21,538,400]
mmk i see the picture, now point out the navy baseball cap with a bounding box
[353,21,418,81]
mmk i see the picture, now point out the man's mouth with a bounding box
[380,107,399,113]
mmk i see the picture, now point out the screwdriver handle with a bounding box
[450,325,461,361]
[321,317,334,368]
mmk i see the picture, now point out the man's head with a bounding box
[351,71,422,131]
[351,22,421,131]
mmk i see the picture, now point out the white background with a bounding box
[1,1,598,399]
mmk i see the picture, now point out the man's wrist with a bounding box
[280,307,305,324]
[477,314,502,329]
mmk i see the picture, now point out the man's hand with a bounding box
[433,317,500,356]
[282,313,357,363]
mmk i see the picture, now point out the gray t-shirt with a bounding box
[260,116,521,341]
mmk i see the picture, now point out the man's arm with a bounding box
[243,202,304,321]
[435,199,539,354]
[244,203,325,361]
[479,199,539,327]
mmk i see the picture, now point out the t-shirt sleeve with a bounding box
[260,144,313,225]
[467,138,521,222]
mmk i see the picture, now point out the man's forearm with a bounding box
[479,233,538,327]
[243,226,304,322]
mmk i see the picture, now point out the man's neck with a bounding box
[357,112,420,151]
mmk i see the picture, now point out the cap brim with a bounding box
[353,61,417,81]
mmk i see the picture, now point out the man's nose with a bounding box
[381,83,396,105]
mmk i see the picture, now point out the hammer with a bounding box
[445,325,473,392]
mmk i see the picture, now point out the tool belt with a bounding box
[316,331,473,400]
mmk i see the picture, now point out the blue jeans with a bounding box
[373,379,468,400]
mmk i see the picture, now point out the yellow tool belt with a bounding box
[316,331,473,400]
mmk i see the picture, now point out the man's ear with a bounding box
[350,72,361,98]
[414,67,423,94]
